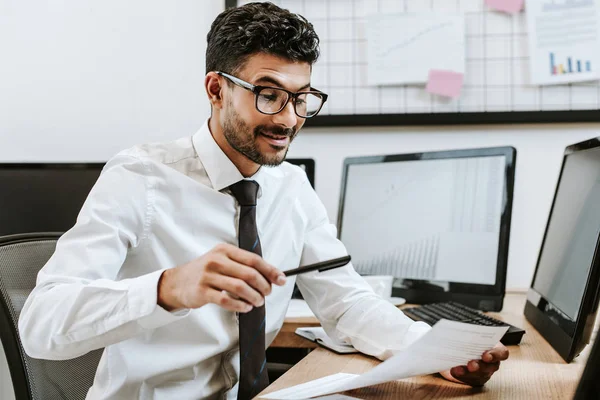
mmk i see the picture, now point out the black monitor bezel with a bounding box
[0,162,105,170]
[337,146,516,311]
[524,137,600,363]
[0,162,105,235]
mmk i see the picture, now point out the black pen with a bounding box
[284,255,351,277]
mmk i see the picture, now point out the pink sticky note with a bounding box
[426,70,464,98]
[485,0,524,14]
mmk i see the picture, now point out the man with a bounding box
[19,2,508,399]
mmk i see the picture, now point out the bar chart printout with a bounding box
[550,52,592,75]
[526,0,600,85]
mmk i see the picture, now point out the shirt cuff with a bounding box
[128,269,190,330]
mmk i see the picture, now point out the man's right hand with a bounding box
[157,243,287,313]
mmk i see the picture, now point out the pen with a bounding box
[284,255,351,277]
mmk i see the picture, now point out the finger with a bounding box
[482,343,509,363]
[224,246,286,285]
[477,362,500,375]
[214,258,273,297]
[210,275,264,308]
[450,368,490,387]
[450,366,467,378]
[467,360,480,373]
[206,288,253,313]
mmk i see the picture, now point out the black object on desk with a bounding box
[573,326,600,400]
[402,301,525,346]
[524,137,600,363]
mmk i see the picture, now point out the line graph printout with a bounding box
[339,156,505,285]
[526,0,600,85]
[368,14,465,85]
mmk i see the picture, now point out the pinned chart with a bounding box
[367,14,465,86]
[550,52,592,75]
[526,0,600,85]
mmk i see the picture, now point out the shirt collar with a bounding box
[192,119,266,197]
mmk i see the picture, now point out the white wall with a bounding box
[0,0,224,161]
[287,123,600,291]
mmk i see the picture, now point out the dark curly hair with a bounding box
[206,2,320,75]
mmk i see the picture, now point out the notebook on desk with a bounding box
[295,327,358,354]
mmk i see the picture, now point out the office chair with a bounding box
[0,233,102,400]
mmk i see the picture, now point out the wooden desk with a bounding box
[260,293,590,399]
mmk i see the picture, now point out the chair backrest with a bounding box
[0,233,103,400]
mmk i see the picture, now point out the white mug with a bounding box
[362,275,394,299]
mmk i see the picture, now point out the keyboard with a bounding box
[402,301,525,345]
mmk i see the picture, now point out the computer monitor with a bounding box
[0,163,104,237]
[573,333,600,399]
[286,158,315,188]
[337,146,516,311]
[524,137,600,363]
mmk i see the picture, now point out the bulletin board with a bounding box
[227,0,600,127]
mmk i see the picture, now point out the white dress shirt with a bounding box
[18,120,430,400]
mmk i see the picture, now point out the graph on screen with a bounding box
[339,155,505,285]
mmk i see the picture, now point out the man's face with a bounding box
[220,53,310,167]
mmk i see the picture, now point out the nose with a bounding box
[272,99,298,129]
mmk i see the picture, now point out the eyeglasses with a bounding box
[215,71,328,118]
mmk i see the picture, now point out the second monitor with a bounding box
[338,147,516,311]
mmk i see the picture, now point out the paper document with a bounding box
[526,0,600,85]
[295,327,358,354]
[367,14,465,85]
[263,320,508,399]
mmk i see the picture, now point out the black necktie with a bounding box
[229,180,269,399]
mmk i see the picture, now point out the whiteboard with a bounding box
[231,0,600,126]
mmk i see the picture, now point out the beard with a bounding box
[222,105,297,167]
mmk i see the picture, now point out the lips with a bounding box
[259,131,290,147]
[261,131,288,140]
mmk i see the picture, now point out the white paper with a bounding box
[295,327,357,354]
[367,14,465,85]
[287,299,405,318]
[261,373,359,400]
[526,0,600,85]
[265,320,508,399]
[286,299,316,318]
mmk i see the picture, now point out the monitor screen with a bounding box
[525,137,600,362]
[531,146,600,321]
[337,147,516,311]
[0,164,104,237]
[340,154,506,285]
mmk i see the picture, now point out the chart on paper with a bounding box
[527,0,600,85]
[367,14,464,85]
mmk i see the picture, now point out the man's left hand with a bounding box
[444,343,509,386]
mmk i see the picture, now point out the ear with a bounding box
[205,72,225,109]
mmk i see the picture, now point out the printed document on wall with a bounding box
[526,0,600,85]
[367,14,465,86]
